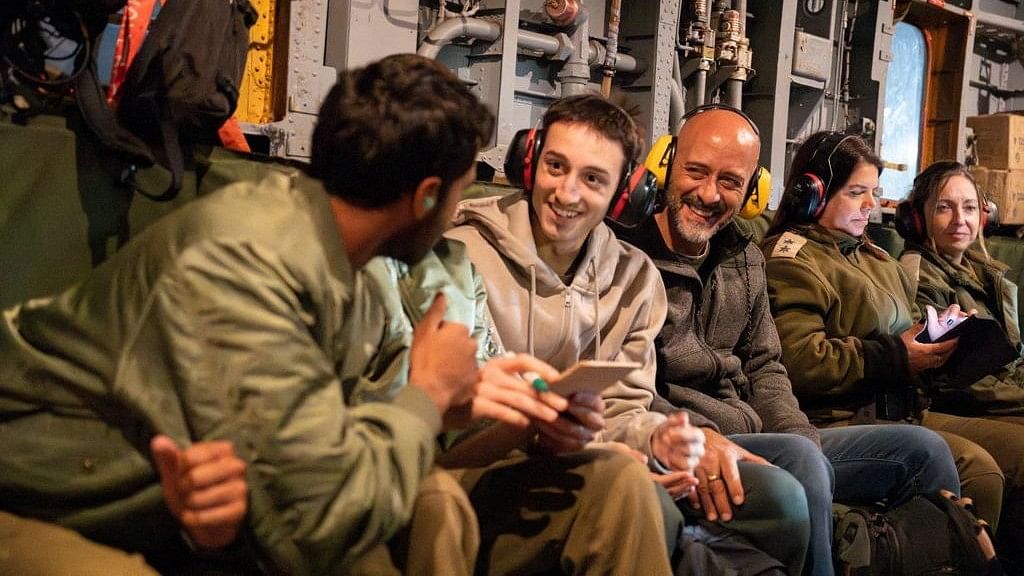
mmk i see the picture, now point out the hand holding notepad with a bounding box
[915,304,1019,386]
[918,304,971,343]
[547,360,641,396]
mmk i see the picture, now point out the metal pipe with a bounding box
[558,7,591,95]
[600,0,622,97]
[831,0,849,131]
[518,29,563,55]
[417,16,502,60]
[587,40,639,73]
[695,68,707,106]
[600,46,638,73]
[670,82,685,133]
[726,0,747,108]
[670,52,684,132]
[517,30,640,73]
[418,16,639,75]
[725,79,742,107]
[841,0,858,109]
[975,9,1024,35]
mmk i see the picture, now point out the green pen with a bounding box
[503,352,549,393]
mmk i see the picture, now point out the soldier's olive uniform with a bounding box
[899,243,1024,569]
[763,225,1011,537]
[900,244,1024,416]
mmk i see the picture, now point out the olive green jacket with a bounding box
[763,226,914,424]
[899,244,1024,415]
[0,172,442,575]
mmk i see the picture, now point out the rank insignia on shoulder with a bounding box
[770,232,807,259]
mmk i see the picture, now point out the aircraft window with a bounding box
[880,22,926,201]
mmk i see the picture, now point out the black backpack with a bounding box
[833,492,1001,575]
[76,0,257,200]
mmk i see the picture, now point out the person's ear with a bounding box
[412,176,442,220]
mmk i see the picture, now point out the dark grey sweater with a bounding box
[617,220,820,445]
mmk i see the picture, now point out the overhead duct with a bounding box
[417,18,640,75]
[417,17,502,60]
[516,30,639,73]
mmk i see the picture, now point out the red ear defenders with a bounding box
[895,196,990,243]
[645,104,770,220]
[782,133,855,222]
[783,171,830,222]
[504,127,661,228]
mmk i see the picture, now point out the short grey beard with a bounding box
[667,194,726,248]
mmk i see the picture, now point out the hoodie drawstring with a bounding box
[528,264,536,357]
[591,259,601,361]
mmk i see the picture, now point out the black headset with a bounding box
[504,126,660,228]
[780,132,858,222]
[644,104,771,220]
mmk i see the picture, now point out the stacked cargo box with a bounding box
[967,114,1024,225]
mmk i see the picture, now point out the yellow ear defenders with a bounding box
[644,104,771,220]
[423,196,436,210]
[644,134,677,192]
[741,165,772,219]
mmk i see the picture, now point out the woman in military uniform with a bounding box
[761,133,1024,570]
[895,160,1024,569]
[897,160,1024,420]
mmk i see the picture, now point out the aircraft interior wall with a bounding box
[233,0,1024,208]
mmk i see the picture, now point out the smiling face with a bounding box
[925,174,982,263]
[529,121,627,257]
[656,110,760,256]
[816,161,880,237]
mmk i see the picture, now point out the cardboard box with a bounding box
[974,165,1024,225]
[967,114,1024,170]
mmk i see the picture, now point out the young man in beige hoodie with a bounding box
[446,95,706,482]
[443,95,762,568]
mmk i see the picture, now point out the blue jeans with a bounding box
[725,434,827,576]
[726,425,960,576]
